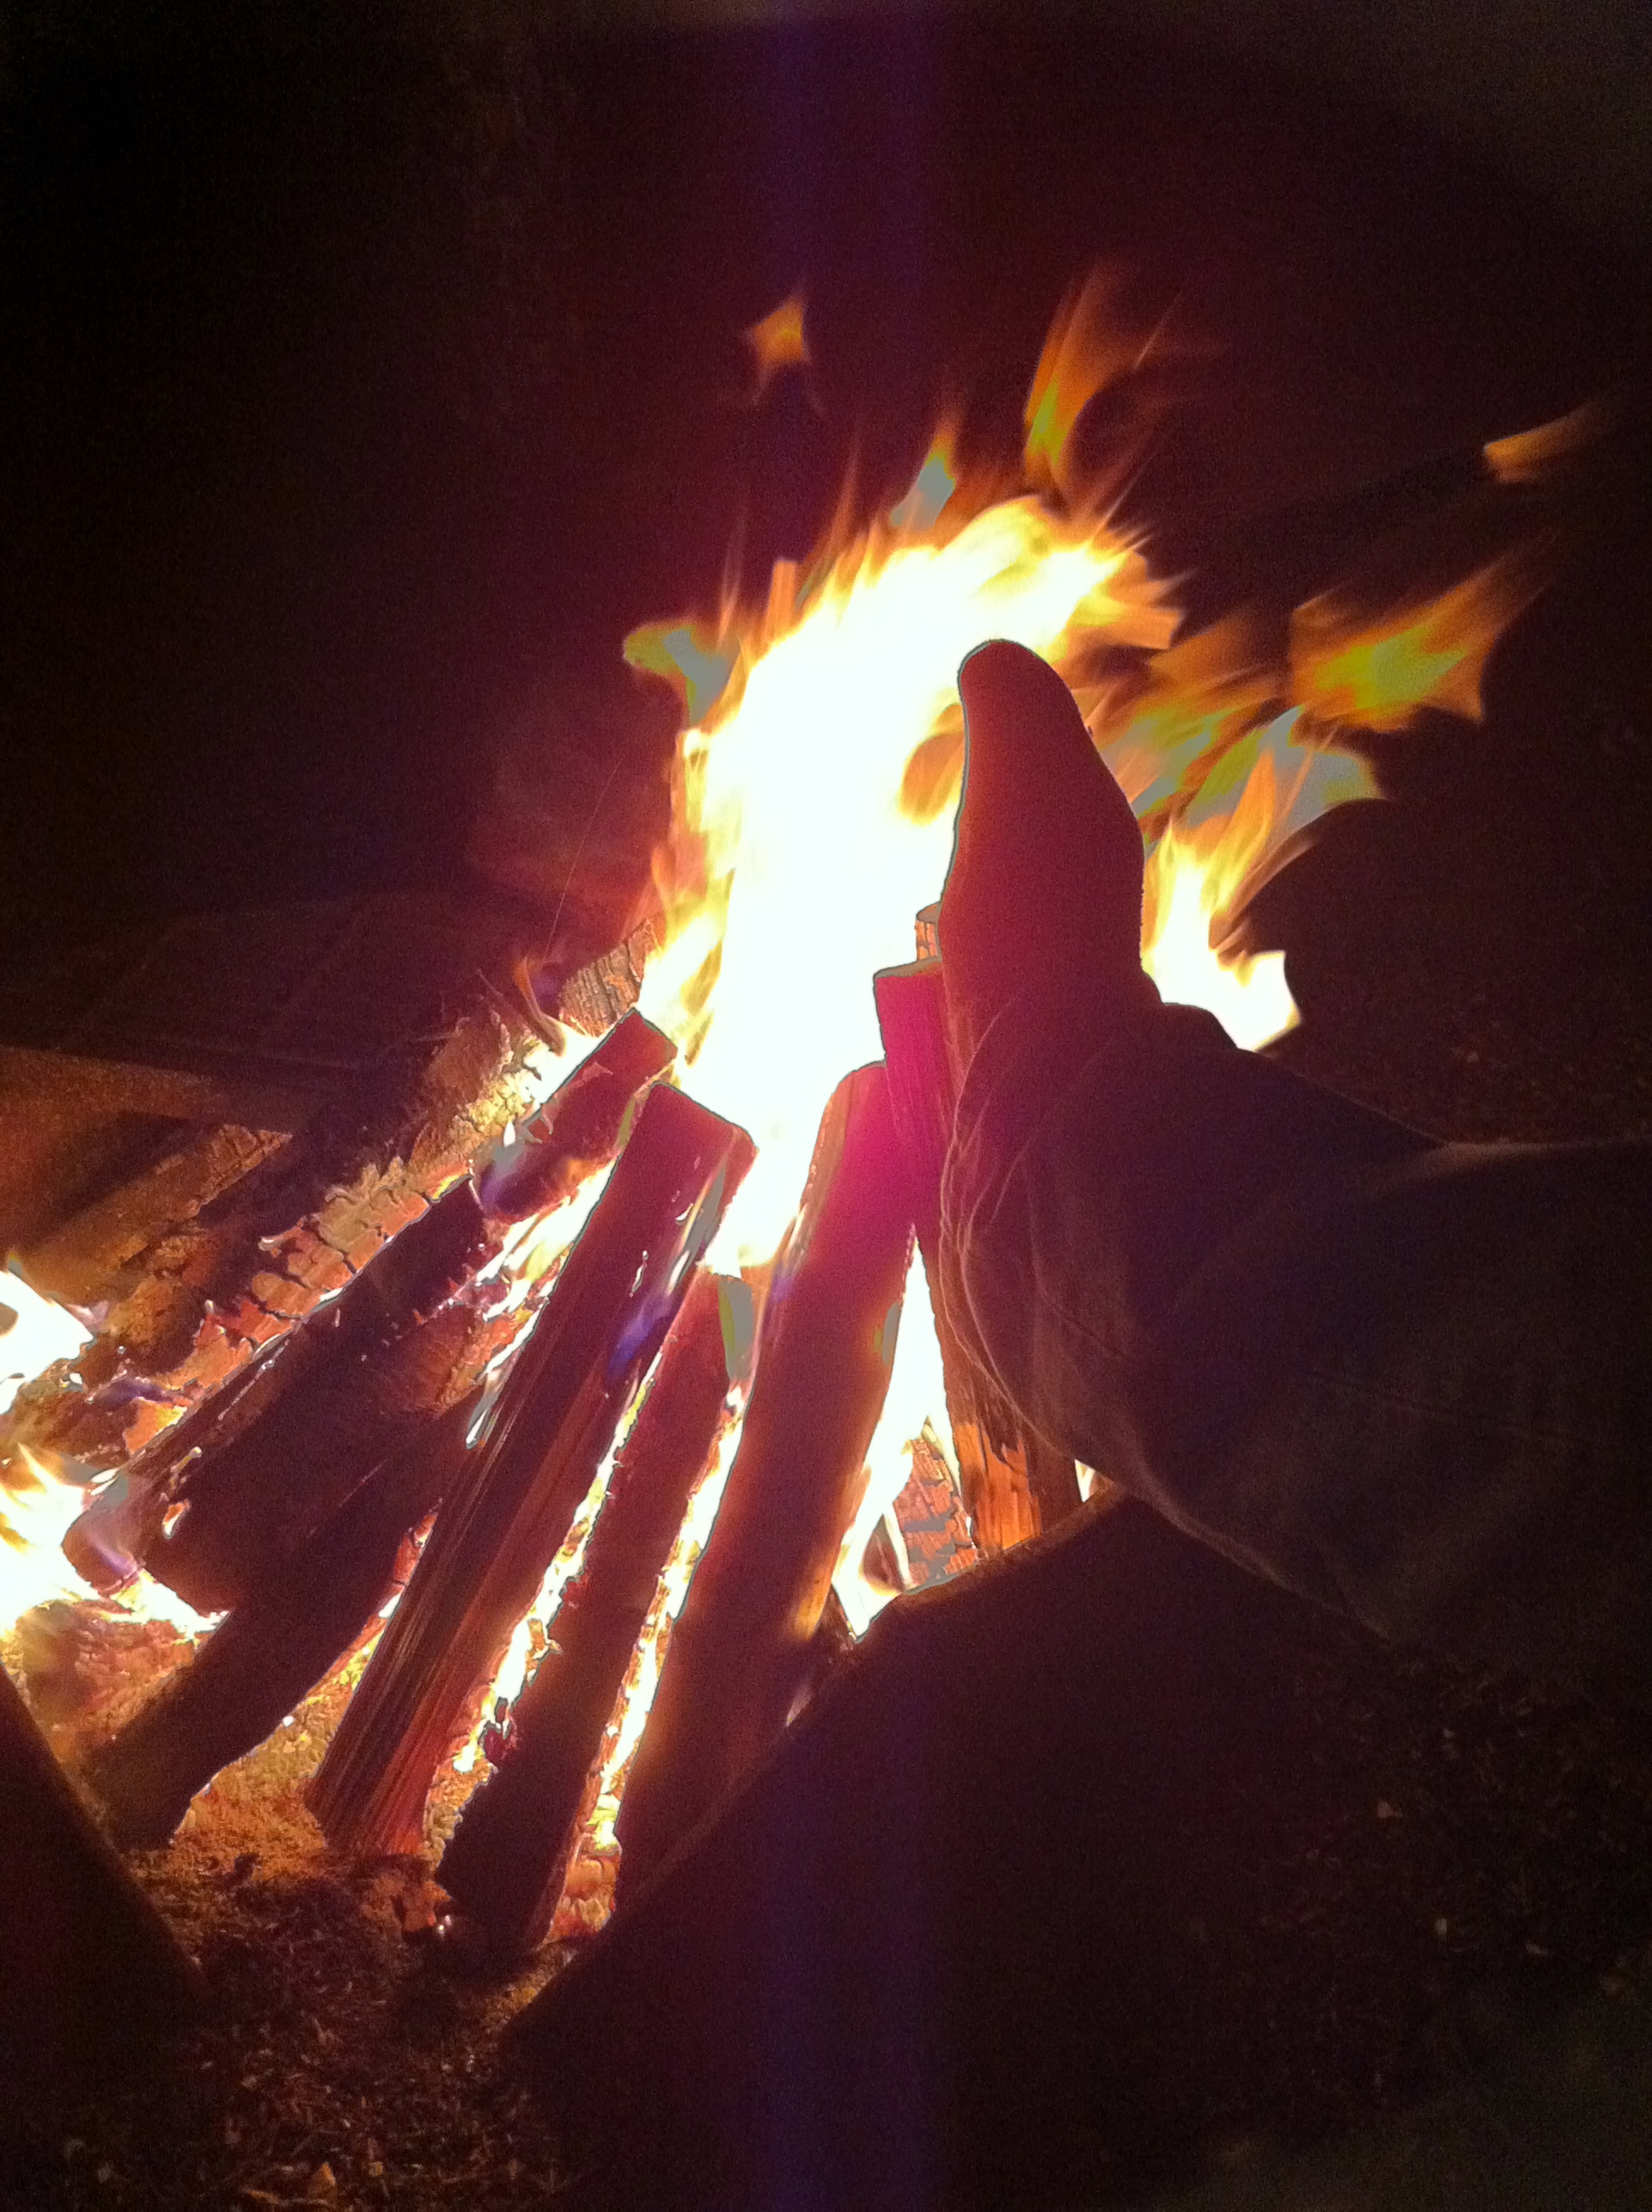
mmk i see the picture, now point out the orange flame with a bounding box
[1290,547,1546,733]
[1,1264,90,1419]
[1485,398,1618,486]
[743,289,812,401]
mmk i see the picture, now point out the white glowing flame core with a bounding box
[1,1266,90,1417]
[835,1250,954,1637]
[641,501,1167,1269]
[1143,837,1296,1051]
[1,1447,218,1639]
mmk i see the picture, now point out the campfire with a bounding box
[2,279,1555,2092]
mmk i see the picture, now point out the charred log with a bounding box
[83,1394,478,1848]
[614,1062,913,1895]
[874,957,1082,1546]
[309,1084,753,1860]
[123,1187,492,1612]
[0,1662,199,2129]
[74,1013,676,1615]
[437,1267,744,1953]
[477,1009,675,1220]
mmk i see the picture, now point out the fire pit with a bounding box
[3,7,1652,2206]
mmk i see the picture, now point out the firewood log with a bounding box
[874,957,1082,1545]
[61,1328,305,1594]
[437,1268,745,1953]
[82,1394,479,1848]
[84,1012,676,1615]
[614,1062,913,1895]
[131,1183,493,1612]
[0,1662,199,2128]
[308,1084,753,1860]
[478,1009,675,1220]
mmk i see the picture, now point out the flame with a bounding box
[634,496,1175,1265]
[743,289,811,400]
[1485,398,1617,486]
[616,285,1548,1665]
[1,1447,216,1640]
[833,1249,953,1636]
[1290,548,1544,733]
[1,1265,91,1417]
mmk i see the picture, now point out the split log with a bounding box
[437,1267,746,1953]
[83,1394,479,1848]
[874,957,1082,1546]
[478,1009,675,1220]
[78,1012,677,1615]
[0,1662,199,2129]
[615,1062,914,1895]
[309,1083,753,1860]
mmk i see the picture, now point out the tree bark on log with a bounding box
[437,1267,744,1953]
[0,1662,199,2130]
[83,1394,479,1848]
[614,1062,913,1896]
[76,1012,676,1615]
[309,1084,753,1861]
[874,958,1082,1546]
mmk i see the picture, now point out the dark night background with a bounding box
[3,12,1652,2204]
[0,0,1648,964]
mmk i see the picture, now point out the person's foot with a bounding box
[939,639,1155,1051]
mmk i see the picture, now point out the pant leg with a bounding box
[943,991,1652,1700]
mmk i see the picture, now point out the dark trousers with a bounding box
[943,992,1652,1703]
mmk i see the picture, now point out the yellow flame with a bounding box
[1,1447,217,1640]
[833,1249,953,1637]
[1,1266,90,1417]
[637,495,1176,1266]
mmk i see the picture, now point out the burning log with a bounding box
[436,1266,746,1953]
[128,1188,492,1612]
[73,1012,676,1615]
[874,955,1082,1546]
[614,1062,913,1895]
[477,1007,676,1220]
[82,1394,479,1848]
[308,1083,753,1860]
[0,1662,199,2128]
